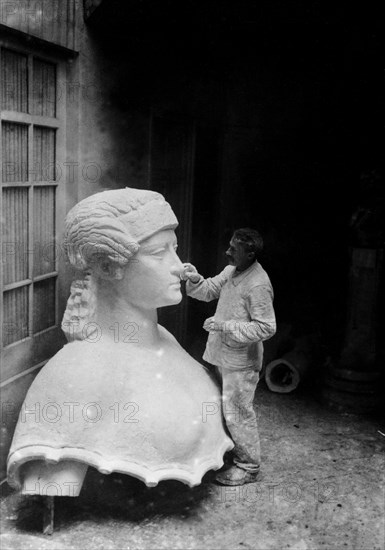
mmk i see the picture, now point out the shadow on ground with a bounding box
[6,467,216,532]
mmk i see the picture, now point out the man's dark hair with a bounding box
[233,228,263,259]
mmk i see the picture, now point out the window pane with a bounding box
[1,122,28,182]
[33,126,56,182]
[3,287,29,346]
[33,186,56,276]
[2,187,29,285]
[32,58,56,117]
[33,278,56,333]
[1,49,28,112]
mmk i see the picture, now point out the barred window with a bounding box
[1,47,59,350]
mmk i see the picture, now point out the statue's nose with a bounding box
[170,250,184,277]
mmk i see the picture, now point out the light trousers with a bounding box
[213,364,261,473]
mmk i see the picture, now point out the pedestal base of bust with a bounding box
[21,460,88,497]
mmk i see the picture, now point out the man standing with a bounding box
[183,228,276,486]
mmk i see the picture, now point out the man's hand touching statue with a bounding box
[181,262,202,284]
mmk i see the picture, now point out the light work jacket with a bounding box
[186,261,276,370]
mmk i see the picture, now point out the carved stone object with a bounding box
[8,188,233,496]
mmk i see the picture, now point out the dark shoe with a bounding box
[215,465,260,486]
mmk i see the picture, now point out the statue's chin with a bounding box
[160,292,183,307]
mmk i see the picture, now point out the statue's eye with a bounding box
[151,247,166,256]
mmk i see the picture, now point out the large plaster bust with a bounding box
[7,188,232,496]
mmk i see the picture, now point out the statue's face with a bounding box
[122,229,184,309]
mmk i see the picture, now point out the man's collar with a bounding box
[231,261,258,285]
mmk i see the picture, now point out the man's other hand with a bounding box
[203,317,223,332]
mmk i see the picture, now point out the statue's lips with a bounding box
[169,282,181,288]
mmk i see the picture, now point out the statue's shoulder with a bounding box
[44,340,112,371]
[156,324,203,368]
[157,324,180,347]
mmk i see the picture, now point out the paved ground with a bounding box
[1,380,384,550]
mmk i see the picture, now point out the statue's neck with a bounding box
[94,278,160,347]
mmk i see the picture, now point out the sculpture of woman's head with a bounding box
[62,187,184,340]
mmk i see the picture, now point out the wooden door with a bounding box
[148,114,195,345]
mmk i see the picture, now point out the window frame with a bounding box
[0,37,67,384]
